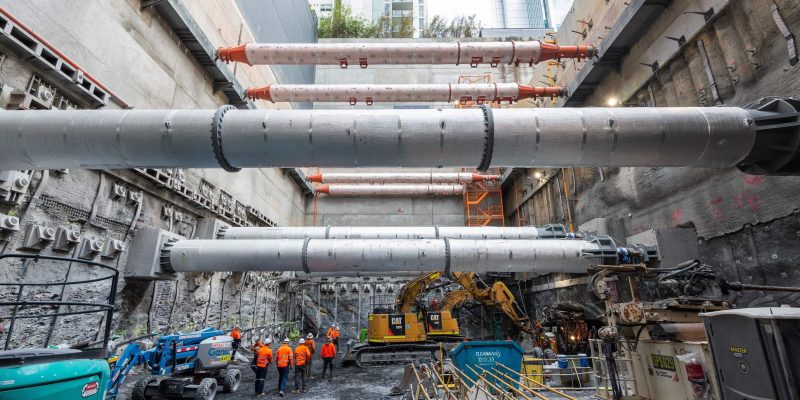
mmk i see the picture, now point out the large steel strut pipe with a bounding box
[307,172,500,184]
[218,225,568,240]
[217,41,596,67]
[0,98,797,174]
[315,184,464,196]
[165,239,601,274]
[246,83,565,104]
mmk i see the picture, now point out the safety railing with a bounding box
[0,253,119,361]
[518,354,594,390]
[588,339,642,399]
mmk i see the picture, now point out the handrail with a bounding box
[495,361,578,399]
[0,253,118,352]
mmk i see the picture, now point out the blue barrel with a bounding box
[578,353,589,368]
[450,341,524,389]
[557,354,568,368]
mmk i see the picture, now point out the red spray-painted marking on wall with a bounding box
[672,209,684,226]
[743,175,763,186]
[709,196,725,221]
[732,191,761,210]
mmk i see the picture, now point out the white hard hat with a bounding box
[307,333,314,339]
[265,338,273,345]
[283,338,290,343]
[299,338,305,344]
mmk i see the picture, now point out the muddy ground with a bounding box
[118,357,406,400]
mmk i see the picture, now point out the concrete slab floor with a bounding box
[117,362,406,400]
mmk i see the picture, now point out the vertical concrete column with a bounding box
[683,45,715,106]
[658,70,681,107]
[713,14,756,85]
[730,1,764,71]
[698,31,735,100]
[669,57,701,106]
[648,80,667,107]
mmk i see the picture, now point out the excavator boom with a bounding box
[449,272,536,335]
[396,271,442,313]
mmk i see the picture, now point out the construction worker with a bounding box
[326,324,336,342]
[333,325,341,350]
[320,336,336,381]
[230,326,242,360]
[254,338,273,396]
[305,333,316,379]
[293,338,312,393]
[249,338,264,372]
[275,338,294,397]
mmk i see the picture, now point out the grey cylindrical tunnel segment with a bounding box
[0,107,756,171]
[166,239,599,274]
[219,226,562,240]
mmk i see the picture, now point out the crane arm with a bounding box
[106,343,145,400]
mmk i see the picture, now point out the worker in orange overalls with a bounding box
[320,336,337,381]
[305,333,316,379]
[230,326,242,360]
[326,325,336,343]
[332,326,341,350]
[275,338,294,397]
[293,338,312,393]
[254,338,273,396]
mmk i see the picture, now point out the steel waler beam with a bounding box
[315,184,463,196]
[0,98,798,175]
[306,172,500,184]
[245,83,565,104]
[217,41,597,67]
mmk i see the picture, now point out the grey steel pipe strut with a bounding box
[217,41,596,67]
[218,225,569,240]
[0,98,797,174]
[245,83,565,104]
[165,239,604,274]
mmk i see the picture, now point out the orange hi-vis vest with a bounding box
[307,339,316,355]
[276,344,294,368]
[326,327,335,338]
[230,329,241,340]
[321,342,336,358]
[256,346,273,367]
[295,344,311,366]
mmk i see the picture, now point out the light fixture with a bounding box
[533,171,543,179]
[607,97,619,107]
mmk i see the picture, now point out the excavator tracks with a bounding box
[351,343,442,368]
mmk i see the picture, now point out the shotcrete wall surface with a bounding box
[0,0,310,348]
[511,0,800,313]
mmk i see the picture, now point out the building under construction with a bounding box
[0,1,799,400]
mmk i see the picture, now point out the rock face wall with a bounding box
[0,0,312,349]
[505,0,800,317]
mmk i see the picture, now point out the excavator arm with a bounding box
[396,271,442,313]
[449,272,536,335]
[488,282,536,335]
[440,289,473,312]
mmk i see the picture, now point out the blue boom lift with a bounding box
[107,328,242,400]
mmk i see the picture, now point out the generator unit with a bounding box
[702,307,800,400]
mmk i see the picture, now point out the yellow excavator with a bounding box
[352,271,543,366]
[353,272,453,367]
